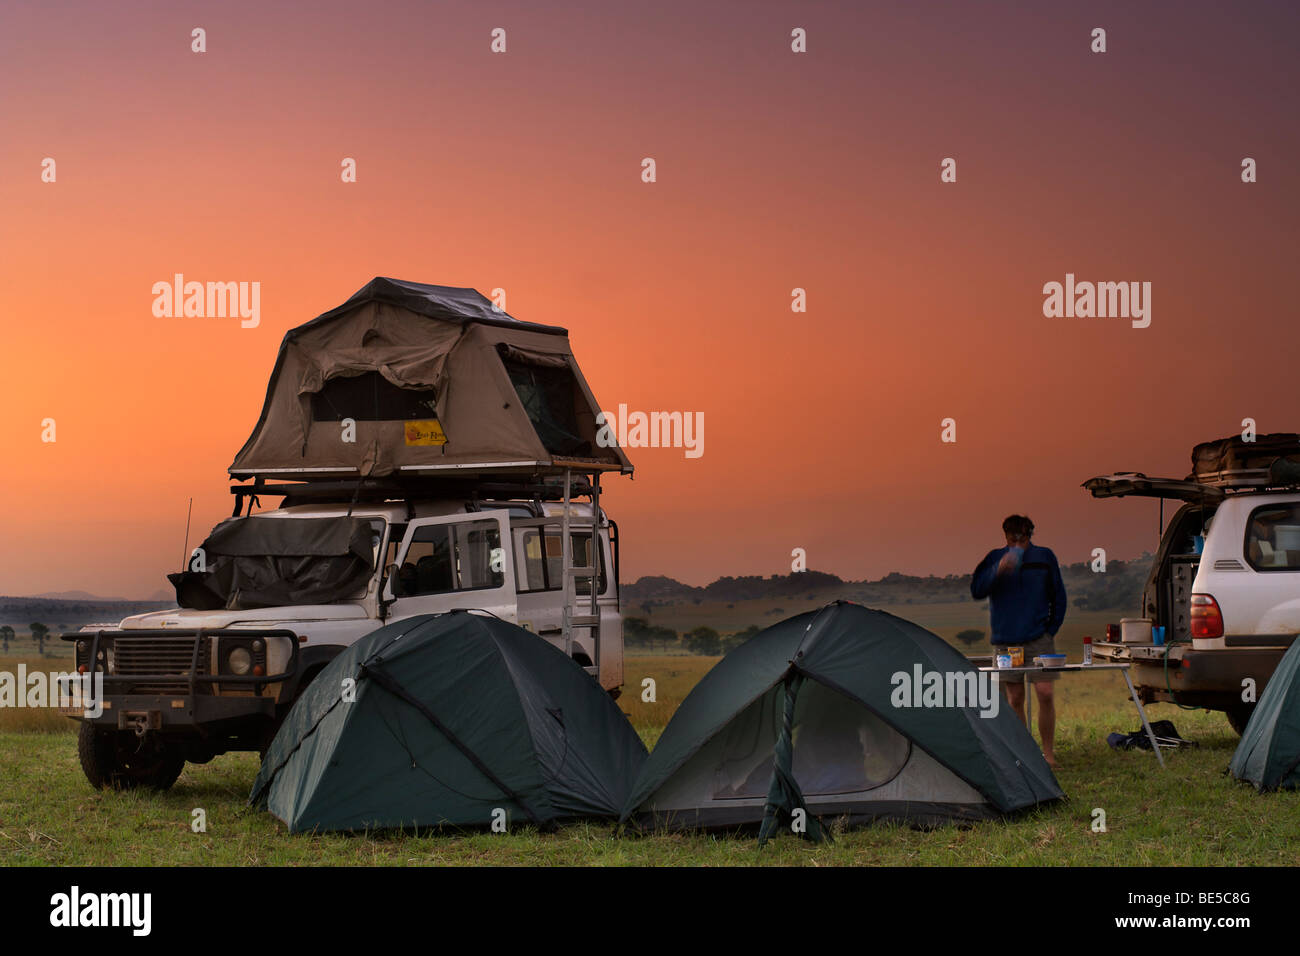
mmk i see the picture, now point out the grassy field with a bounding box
[3,647,1298,866]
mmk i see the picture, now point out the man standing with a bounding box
[971,515,1067,769]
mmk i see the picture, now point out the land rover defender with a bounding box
[64,480,622,790]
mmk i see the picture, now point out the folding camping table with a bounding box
[975,661,1166,768]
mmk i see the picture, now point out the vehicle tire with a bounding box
[1225,705,1255,736]
[78,723,185,791]
[262,665,325,759]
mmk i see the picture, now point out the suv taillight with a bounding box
[1190,594,1224,639]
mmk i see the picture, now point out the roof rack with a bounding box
[1191,468,1272,489]
[229,473,599,516]
[1190,467,1300,493]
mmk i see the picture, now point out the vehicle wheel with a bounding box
[1225,705,1255,736]
[278,665,325,719]
[263,665,324,759]
[78,723,185,791]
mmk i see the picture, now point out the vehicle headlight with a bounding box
[227,647,252,676]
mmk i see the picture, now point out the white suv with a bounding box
[1084,469,1300,734]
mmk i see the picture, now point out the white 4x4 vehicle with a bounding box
[64,484,622,790]
[1085,441,1300,733]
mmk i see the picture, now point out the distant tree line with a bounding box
[624,618,764,657]
[624,555,1154,613]
[0,623,56,656]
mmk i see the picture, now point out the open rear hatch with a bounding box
[1082,473,1220,666]
[1082,473,1225,503]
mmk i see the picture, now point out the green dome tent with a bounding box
[249,611,647,833]
[1229,638,1300,791]
[621,602,1063,843]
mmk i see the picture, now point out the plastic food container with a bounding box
[1036,654,1067,667]
[1121,618,1153,644]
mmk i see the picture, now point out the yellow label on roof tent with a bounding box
[404,419,448,446]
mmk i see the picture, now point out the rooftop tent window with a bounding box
[310,370,438,422]
[497,346,590,457]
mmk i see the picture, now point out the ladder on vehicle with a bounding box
[560,468,601,678]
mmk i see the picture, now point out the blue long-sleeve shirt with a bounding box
[970,544,1067,645]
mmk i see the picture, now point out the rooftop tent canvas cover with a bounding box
[1229,638,1300,792]
[621,602,1063,842]
[249,611,648,833]
[229,278,632,480]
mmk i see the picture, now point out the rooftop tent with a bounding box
[1229,639,1300,792]
[229,278,632,481]
[166,515,377,610]
[249,611,648,833]
[621,602,1063,842]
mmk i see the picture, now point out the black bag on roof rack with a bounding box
[1189,433,1300,483]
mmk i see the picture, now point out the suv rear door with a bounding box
[1082,473,1225,504]
[1083,473,1221,640]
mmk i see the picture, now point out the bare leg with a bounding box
[1035,680,1059,769]
[1004,680,1026,725]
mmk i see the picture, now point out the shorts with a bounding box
[992,634,1060,683]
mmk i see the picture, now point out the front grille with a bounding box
[111,634,209,694]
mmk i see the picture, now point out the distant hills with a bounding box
[21,589,172,603]
[0,595,173,633]
[27,590,134,602]
[623,554,1154,612]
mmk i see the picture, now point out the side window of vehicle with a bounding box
[1244,504,1300,571]
[393,520,505,596]
[515,529,548,592]
[569,534,605,595]
[513,528,606,595]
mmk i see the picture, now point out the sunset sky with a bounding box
[2,1,1298,597]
